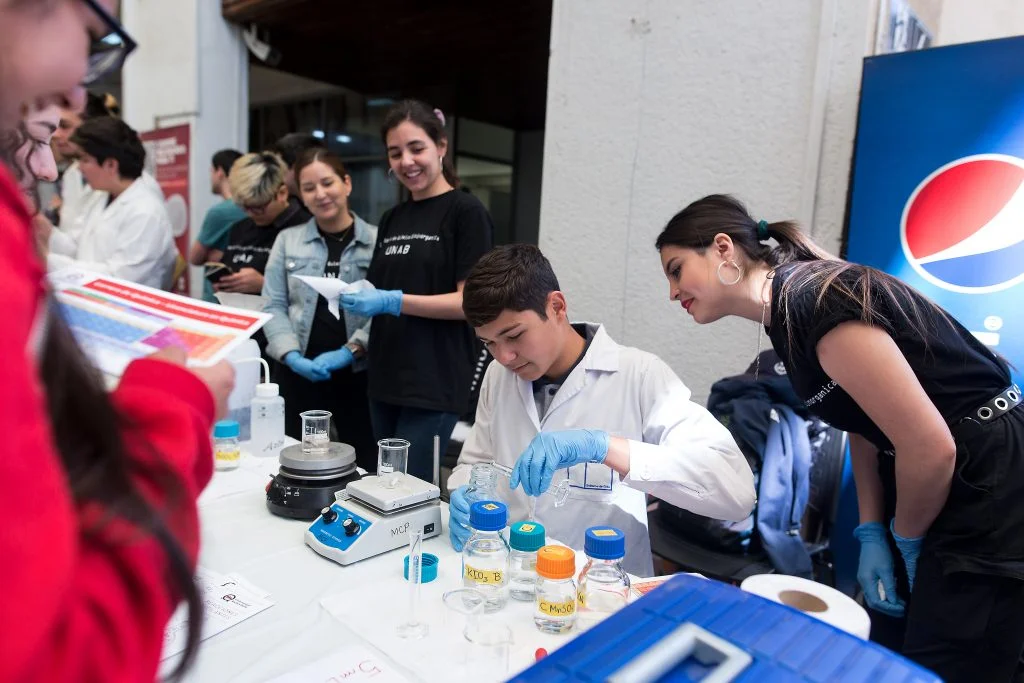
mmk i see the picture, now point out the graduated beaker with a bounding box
[300,410,331,455]
[378,438,410,488]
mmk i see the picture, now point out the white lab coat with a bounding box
[48,178,177,290]
[448,323,756,577]
[60,167,164,241]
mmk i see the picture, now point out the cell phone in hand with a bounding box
[204,261,235,283]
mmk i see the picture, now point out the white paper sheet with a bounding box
[161,567,275,660]
[295,276,373,319]
[264,645,413,683]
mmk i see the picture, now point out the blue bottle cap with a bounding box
[469,501,508,532]
[214,420,240,439]
[584,526,626,560]
[403,553,439,583]
[510,521,546,552]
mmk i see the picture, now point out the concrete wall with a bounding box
[122,0,248,297]
[539,0,872,404]
[934,0,1024,45]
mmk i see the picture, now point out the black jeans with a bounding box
[368,399,459,483]
[869,404,1024,682]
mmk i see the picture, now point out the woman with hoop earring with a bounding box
[655,193,1024,682]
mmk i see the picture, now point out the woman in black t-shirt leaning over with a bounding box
[341,100,494,482]
[655,194,1024,682]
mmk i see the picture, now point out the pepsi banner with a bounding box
[846,36,1024,386]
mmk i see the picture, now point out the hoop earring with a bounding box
[439,154,445,166]
[717,260,743,286]
[386,167,396,183]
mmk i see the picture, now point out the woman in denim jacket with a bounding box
[261,149,376,469]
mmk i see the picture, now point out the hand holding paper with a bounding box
[295,276,373,319]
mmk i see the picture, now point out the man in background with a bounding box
[270,131,324,208]
[190,148,246,302]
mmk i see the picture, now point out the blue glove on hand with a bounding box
[312,346,354,373]
[890,520,924,592]
[283,351,330,383]
[448,485,472,551]
[340,289,403,317]
[510,429,610,497]
[853,522,906,617]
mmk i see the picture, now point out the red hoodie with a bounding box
[0,165,216,681]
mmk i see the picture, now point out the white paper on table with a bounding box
[264,645,413,683]
[161,567,275,660]
[214,291,268,312]
[295,276,374,319]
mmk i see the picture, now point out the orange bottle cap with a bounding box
[536,545,576,579]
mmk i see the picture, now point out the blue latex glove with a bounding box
[340,289,403,317]
[890,520,924,592]
[312,346,354,373]
[448,485,472,551]
[510,429,610,497]
[283,351,330,383]
[853,522,906,617]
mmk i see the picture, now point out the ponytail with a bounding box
[656,194,951,354]
[654,194,833,267]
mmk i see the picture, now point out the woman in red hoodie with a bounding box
[0,1,235,681]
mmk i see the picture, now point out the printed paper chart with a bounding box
[50,269,271,375]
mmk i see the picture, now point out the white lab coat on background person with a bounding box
[48,177,177,290]
[447,323,756,576]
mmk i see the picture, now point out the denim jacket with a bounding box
[261,214,377,371]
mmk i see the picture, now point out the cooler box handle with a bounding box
[606,622,753,683]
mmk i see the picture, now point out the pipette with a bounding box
[488,462,571,507]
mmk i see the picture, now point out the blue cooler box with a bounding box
[510,575,939,682]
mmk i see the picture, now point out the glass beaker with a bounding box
[464,621,513,678]
[300,410,332,455]
[378,438,410,488]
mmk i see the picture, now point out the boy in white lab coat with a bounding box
[447,244,756,576]
[45,117,176,290]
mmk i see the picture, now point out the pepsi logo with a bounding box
[901,154,1024,293]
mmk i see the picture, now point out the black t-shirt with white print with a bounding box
[306,225,355,356]
[767,262,1010,451]
[221,197,309,275]
[366,189,494,413]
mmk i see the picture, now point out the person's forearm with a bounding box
[893,443,955,538]
[400,291,465,320]
[848,433,886,525]
[603,436,631,476]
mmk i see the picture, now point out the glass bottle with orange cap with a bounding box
[534,545,578,634]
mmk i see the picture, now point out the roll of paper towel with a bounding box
[740,574,870,640]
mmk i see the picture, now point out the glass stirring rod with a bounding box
[488,462,571,507]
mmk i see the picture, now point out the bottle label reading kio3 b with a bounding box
[538,598,576,616]
[464,565,504,584]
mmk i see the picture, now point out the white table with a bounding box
[168,453,599,682]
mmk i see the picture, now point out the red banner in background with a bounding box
[139,124,191,295]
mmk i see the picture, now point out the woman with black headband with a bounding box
[655,194,1024,682]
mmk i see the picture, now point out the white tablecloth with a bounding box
[168,453,597,682]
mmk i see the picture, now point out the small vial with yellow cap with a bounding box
[534,545,578,634]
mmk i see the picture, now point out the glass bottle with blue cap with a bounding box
[462,501,511,612]
[577,526,630,626]
[509,521,546,601]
